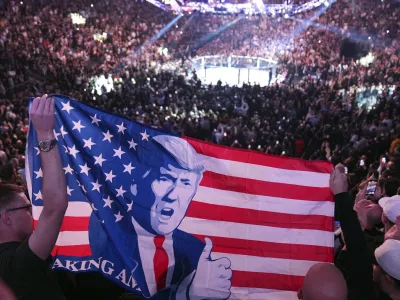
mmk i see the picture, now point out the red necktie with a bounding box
[153,236,169,291]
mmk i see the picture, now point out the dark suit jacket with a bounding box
[89,214,205,300]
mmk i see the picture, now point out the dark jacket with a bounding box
[334,192,376,300]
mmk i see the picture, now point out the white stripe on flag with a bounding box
[55,231,89,246]
[195,186,334,217]
[33,202,92,219]
[230,287,298,300]
[200,155,330,188]
[179,217,334,247]
[213,253,319,276]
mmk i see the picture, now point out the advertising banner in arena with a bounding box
[26,96,334,299]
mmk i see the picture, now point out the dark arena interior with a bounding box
[0,0,400,299]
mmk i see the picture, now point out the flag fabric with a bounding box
[26,95,334,300]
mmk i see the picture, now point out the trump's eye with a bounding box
[159,176,170,182]
[182,181,192,187]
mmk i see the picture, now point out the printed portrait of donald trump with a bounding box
[89,135,232,300]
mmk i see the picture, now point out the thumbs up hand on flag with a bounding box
[189,237,232,300]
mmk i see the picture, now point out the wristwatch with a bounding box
[38,138,57,152]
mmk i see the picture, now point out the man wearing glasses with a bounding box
[0,95,68,300]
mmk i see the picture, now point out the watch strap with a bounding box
[38,138,57,152]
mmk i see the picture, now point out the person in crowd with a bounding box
[0,95,67,299]
[379,195,400,237]
[297,262,347,300]
[331,167,400,300]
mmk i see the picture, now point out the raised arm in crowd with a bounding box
[0,95,67,300]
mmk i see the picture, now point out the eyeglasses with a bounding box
[6,204,32,212]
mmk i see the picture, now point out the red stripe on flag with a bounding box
[200,171,333,202]
[51,245,92,257]
[34,216,90,231]
[188,201,333,231]
[232,270,304,292]
[186,137,332,173]
[194,235,333,262]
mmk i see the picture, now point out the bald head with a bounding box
[299,263,347,300]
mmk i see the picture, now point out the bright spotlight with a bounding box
[91,3,94,7]
[386,30,389,33]
[20,1,23,4]
[368,36,371,40]
[318,40,321,43]
[324,1,329,6]
[284,13,289,18]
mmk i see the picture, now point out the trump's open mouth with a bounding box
[160,208,174,217]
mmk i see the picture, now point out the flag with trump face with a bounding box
[26,95,334,299]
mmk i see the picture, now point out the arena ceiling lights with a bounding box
[146,0,331,16]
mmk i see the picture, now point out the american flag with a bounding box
[26,95,334,300]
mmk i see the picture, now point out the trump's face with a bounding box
[132,163,202,235]
[149,164,201,235]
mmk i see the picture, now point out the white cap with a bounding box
[375,239,400,280]
[153,135,207,172]
[379,195,400,223]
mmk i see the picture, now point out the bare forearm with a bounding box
[38,132,68,213]
[29,95,68,260]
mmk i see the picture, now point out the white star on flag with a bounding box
[60,126,68,138]
[34,147,40,156]
[91,114,101,126]
[103,196,113,208]
[127,201,133,212]
[83,138,96,150]
[116,122,127,134]
[91,204,98,211]
[53,129,61,141]
[67,186,74,196]
[61,101,74,114]
[123,163,135,174]
[79,163,91,176]
[68,145,80,158]
[91,180,102,193]
[34,168,43,179]
[115,186,126,198]
[33,190,43,200]
[114,211,124,222]
[113,147,125,159]
[72,120,85,133]
[140,130,150,141]
[63,164,74,175]
[63,145,69,154]
[128,139,137,150]
[104,170,116,182]
[94,154,106,167]
[102,130,114,143]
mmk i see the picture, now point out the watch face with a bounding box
[39,140,51,152]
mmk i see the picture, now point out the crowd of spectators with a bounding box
[0,0,400,298]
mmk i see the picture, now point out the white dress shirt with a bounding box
[131,217,175,296]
